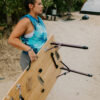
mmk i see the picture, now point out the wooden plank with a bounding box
[3,35,62,100]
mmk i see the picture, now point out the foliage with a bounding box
[0,0,26,24]
[0,0,86,25]
[73,0,86,11]
[42,0,54,14]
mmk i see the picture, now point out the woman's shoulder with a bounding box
[18,16,31,26]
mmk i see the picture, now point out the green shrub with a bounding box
[0,0,86,25]
[73,0,86,11]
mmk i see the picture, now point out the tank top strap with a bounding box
[20,14,46,30]
[20,14,38,30]
[37,16,46,28]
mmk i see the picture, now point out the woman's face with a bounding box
[31,0,43,14]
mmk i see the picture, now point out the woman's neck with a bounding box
[29,12,38,20]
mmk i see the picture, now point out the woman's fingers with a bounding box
[31,55,38,62]
[28,49,38,62]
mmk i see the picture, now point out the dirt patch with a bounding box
[0,40,22,80]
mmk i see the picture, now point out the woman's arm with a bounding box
[8,18,36,61]
[8,18,31,51]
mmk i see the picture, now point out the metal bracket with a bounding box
[51,52,58,69]
[60,61,93,77]
[38,76,44,86]
[11,97,14,100]
[16,84,24,100]
[44,46,58,52]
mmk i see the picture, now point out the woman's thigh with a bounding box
[20,52,30,71]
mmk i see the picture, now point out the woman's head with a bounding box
[24,0,43,14]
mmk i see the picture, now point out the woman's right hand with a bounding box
[28,49,37,62]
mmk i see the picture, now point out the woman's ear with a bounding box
[29,3,34,10]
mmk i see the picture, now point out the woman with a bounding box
[8,0,47,70]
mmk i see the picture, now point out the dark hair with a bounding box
[24,0,36,12]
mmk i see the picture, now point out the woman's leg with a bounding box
[20,52,30,71]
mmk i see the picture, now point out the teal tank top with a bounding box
[20,14,47,54]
